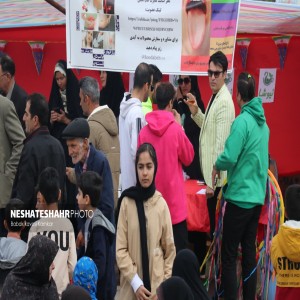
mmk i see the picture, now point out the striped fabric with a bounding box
[238,0,300,34]
[0,0,65,28]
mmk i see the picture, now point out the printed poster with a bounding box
[66,0,240,75]
[258,68,276,103]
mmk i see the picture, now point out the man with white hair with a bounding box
[62,118,114,224]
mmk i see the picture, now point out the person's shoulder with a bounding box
[130,106,144,120]
[152,191,168,207]
[0,94,10,105]
[30,217,75,234]
[0,95,15,113]
[55,217,75,230]
[218,84,233,99]
[45,134,65,152]
[119,196,134,210]
[92,145,107,161]
[13,83,28,98]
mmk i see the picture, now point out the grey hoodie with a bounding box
[0,237,27,270]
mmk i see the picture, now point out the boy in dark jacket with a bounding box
[77,171,116,300]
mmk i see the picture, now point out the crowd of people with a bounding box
[0,50,298,300]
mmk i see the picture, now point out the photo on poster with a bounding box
[103,32,115,50]
[181,0,211,57]
[104,0,115,14]
[98,14,115,31]
[82,0,104,13]
[82,30,93,48]
[93,31,104,48]
[82,13,97,30]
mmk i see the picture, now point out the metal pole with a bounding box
[44,0,66,15]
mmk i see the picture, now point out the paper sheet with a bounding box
[196,189,206,195]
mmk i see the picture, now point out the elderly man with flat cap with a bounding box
[62,118,115,248]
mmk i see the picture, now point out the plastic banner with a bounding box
[66,0,241,75]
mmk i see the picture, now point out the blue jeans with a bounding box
[221,202,262,300]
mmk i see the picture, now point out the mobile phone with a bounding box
[52,107,61,113]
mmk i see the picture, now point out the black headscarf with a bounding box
[116,143,158,292]
[48,59,83,141]
[99,71,125,119]
[1,235,59,300]
[172,249,210,300]
[157,276,194,300]
[173,75,205,180]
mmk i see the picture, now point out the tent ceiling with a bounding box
[238,0,300,35]
[0,0,65,28]
[0,0,299,35]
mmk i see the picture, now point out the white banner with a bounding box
[66,0,240,75]
[258,68,276,103]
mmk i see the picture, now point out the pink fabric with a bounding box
[138,110,194,225]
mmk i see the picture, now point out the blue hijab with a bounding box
[73,256,98,300]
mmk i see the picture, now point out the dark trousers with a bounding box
[207,187,221,240]
[188,231,207,275]
[173,220,188,253]
[221,202,262,300]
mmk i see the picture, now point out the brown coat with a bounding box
[88,106,120,207]
[0,95,25,208]
[116,191,176,300]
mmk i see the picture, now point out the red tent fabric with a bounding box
[0,25,299,176]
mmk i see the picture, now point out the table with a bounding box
[185,179,210,233]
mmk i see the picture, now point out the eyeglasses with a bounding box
[177,77,191,85]
[207,70,224,78]
[0,72,8,78]
[150,84,154,92]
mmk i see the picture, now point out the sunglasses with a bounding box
[207,70,224,78]
[177,77,191,85]
[150,84,154,92]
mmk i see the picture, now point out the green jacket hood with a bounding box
[242,97,266,126]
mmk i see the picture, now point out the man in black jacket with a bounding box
[12,93,66,240]
[0,54,27,128]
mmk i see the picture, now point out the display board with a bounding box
[66,0,240,75]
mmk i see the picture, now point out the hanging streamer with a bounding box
[29,41,45,75]
[0,40,7,54]
[236,38,252,69]
[272,35,291,70]
[204,170,283,300]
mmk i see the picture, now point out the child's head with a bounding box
[36,167,60,210]
[5,198,25,233]
[285,184,300,221]
[135,143,157,188]
[73,256,98,299]
[77,171,102,209]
